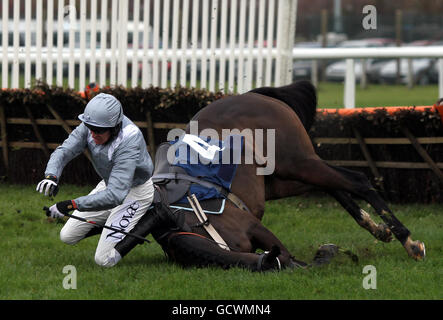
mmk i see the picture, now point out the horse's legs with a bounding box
[161,232,282,272]
[328,190,392,243]
[248,220,308,268]
[358,186,425,260]
[266,177,392,243]
[278,159,425,259]
[328,165,425,259]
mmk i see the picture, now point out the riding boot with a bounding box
[114,208,164,258]
[114,198,191,258]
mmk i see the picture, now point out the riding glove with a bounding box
[36,175,59,197]
[47,200,77,219]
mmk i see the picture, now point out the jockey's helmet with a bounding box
[79,93,123,129]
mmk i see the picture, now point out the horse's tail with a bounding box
[249,80,317,131]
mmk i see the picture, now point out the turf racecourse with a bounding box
[0,184,441,300]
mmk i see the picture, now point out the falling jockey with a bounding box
[37,93,155,267]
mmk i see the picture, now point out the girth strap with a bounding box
[187,194,230,251]
[152,173,250,213]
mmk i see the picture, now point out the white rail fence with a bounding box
[1,0,442,109]
[0,0,296,93]
[294,47,443,108]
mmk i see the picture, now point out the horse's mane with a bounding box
[249,80,317,131]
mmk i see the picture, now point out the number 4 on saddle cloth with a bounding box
[151,134,245,215]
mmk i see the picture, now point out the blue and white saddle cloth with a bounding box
[168,134,244,214]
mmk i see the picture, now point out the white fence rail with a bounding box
[291,46,443,108]
[0,0,297,93]
[1,0,442,109]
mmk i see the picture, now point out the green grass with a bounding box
[0,184,441,300]
[316,82,440,108]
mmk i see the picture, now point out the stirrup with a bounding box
[257,246,282,272]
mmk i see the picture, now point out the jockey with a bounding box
[36,93,155,267]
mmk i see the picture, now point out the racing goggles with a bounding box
[84,123,112,134]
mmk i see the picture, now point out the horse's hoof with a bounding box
[312,244,339,266]
[405,238,426,261]
[375,223,392,243]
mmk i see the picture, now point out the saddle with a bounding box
[151,142,191,205]
[151,142,233,250]
[151,142,250,213]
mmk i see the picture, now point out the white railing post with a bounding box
[245,0,256,92]
[141,0,151,88]
[218,0,228,92]
[209,0,218,92]
[201,0,210,90]
[56,0,64,87]
[256,0,266,88]
[68,0,76,89]
[276,0,297,87]
[2,0,9,88]
[344,58,355,108]
[110,0,118,86]
[265,0,275,87]
[46,0,54,85]
[439,58,443,98]
[131,0,140,88]
[99,0,108,87]
[311,60,318,87]
[227,0,237,93]
[90,0,98,84]
[79,0,87,91]
[118,0,128,86]
[287,0,298,84]
[36,0,43,83]
[237,0,246,92]
[24,1,31,88]
[152,0,161,87]
[161,0,170,88]
[190,0,199,88]
[170,0,179,88]
[406,58,413,89]
[180,0,190,87]
[12,0,20,88]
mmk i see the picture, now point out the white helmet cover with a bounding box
[78,93,124,128]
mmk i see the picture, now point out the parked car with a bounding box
[378,40,438,85]
[378,58,435,85]
[325,38,395,82]
[366,59,393,83]
[325,58,394,82]
[428,41,443,84]
[292,42,325,81]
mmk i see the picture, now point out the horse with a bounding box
[190,80,425,259]
[113,140,316,272]
[115,80,425,271]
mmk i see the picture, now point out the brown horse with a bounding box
[187,80,424,260]
[114,141,312,271]
[115,80,425,271]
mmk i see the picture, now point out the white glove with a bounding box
[36,176,59,197]
[48,204,65,219]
